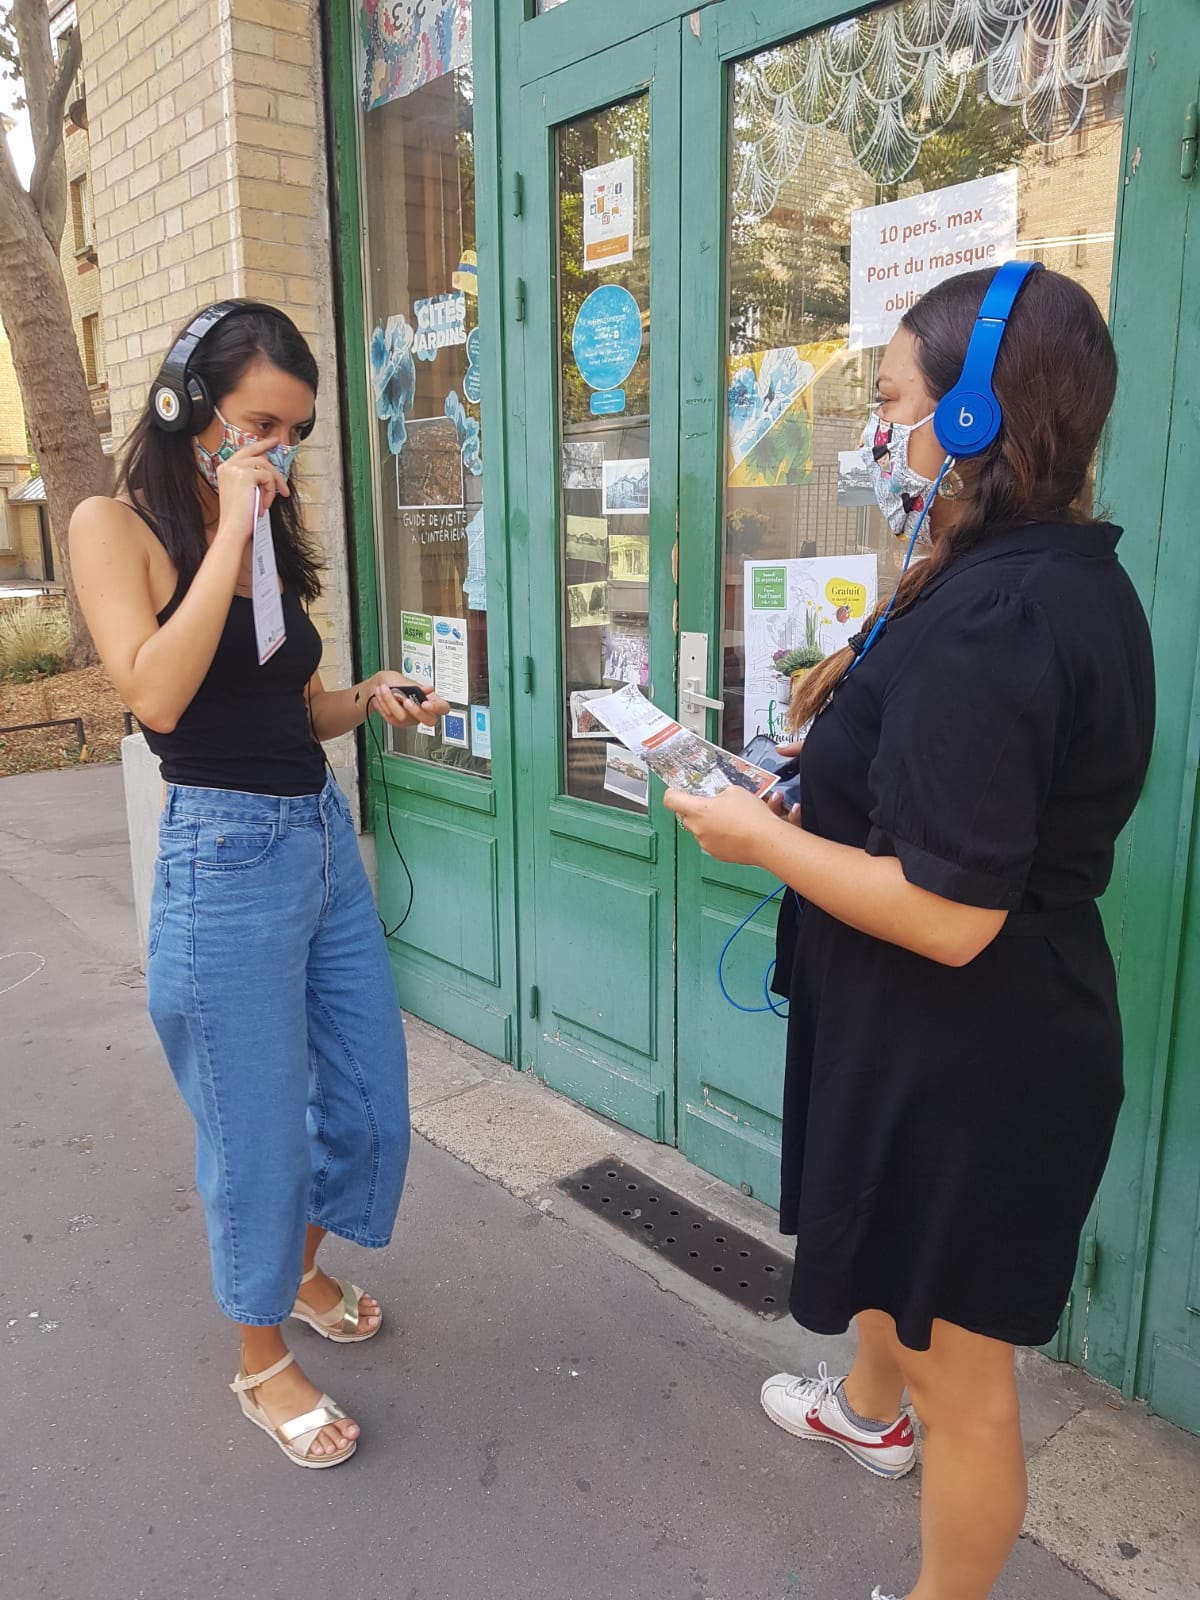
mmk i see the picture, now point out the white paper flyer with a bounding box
[742,556,877,744]
[585,684,778,800]
[433,616,469,705]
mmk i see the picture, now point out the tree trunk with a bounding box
[0,184,112,667]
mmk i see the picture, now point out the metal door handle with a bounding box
[681,676,725,712]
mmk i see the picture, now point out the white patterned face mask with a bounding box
[862,410,937,543]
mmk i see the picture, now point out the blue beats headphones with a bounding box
[844,259,1043,678]
[932,259,1042,457]
[149,299,318,439]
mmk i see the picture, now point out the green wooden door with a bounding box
[516,32,682,1139]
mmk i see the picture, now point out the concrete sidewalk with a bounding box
[2,764,1196,1600]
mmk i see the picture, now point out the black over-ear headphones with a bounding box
[149,299,318,439]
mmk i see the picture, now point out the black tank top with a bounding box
[142,579,326,796]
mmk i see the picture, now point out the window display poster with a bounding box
[582,156,635,270]
[727,341,841,489]
[434,615,469,705]
[572,285,643,394]
[608,534,650,583]
[442,710,469,748]
[849,171,1019,351]
[743,556,878,742]
[566,515,608,563]
[396,415,465,509]
[463,505,487,611]
[411,291,467,361]
[603,625,650,687]
[400,610,436,691]
[602,457,650,516]
[470,705,492,761]
[360,0,472,113]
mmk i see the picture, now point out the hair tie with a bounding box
[848,630,869,657]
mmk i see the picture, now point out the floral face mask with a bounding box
[194,408,299,491]
[861,410,938,543]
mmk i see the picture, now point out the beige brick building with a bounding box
[51,1,111,439]
[76,0,354,757]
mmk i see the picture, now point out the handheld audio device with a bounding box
[149,299,319,439]
[719,261,1042,1016]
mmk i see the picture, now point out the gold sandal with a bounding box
[230,1352,357,1469]
[290,1265,381,1343]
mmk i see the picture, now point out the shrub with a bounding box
[0,599,70,682]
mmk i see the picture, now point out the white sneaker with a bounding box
[759,1361,916,1479]
[871,1589,902,1600]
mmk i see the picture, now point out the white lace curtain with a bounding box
[733,0,1133,215]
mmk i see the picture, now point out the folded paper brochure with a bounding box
[583,684,779,800]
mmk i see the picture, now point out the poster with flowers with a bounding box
[360,0,472,113]
[742,556,878,743]
[726,341,842,488]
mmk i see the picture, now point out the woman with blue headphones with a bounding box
[667,264,1154,1600]
[69,302,451,1468]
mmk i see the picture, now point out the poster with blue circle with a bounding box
[571,285,642,393]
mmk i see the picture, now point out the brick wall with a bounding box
[59,116,110,434]
[77,0,357,767]
[0,330,30,458]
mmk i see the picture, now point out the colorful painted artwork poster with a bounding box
[727,342,841,488]
[396,416,465,510]
[582,156,635,270]
[433,615,469,705]
[742,556,878,742]
[400,611,436,691]
[360,0,471,113]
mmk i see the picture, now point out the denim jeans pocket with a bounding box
[191,822,279,873]
[147,858,170,959]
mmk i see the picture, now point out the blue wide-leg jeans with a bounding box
[146,776,410,1325]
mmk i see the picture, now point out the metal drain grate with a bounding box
[559,1158,793,1319]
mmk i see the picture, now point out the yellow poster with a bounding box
[727,340,843,488]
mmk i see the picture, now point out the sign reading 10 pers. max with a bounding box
[849,171,1018,351]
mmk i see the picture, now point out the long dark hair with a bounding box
[790,266,1117,728]
[117,305,323,601]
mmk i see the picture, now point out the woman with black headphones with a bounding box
[667,265,1154,1600]
[70,302,450,1468]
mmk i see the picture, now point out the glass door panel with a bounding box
[555,97,652,812]
[720,7,1128,754]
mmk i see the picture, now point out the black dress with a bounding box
[775,521,1154,1350]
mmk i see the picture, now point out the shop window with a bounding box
[720,0,1130,753]
[359,0,488,774]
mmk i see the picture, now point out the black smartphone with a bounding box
[741,735,802,811]
[385,683,427,705]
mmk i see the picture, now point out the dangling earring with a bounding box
[938,467,965,501]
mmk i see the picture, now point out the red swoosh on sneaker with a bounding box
[806,1412,914,1450]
